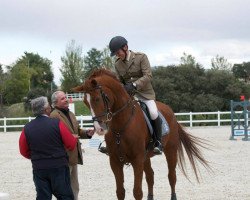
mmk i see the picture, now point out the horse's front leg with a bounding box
[110,158,125,200]
[131,158,144,200]
[143,158,154,200]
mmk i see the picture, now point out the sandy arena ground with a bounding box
[0,126,250,200]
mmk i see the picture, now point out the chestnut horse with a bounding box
[72,69,210,200]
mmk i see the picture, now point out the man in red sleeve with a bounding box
[19,96,77,200]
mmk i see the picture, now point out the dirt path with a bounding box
[0,126,249,200]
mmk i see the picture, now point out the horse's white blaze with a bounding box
[86,93,108,135]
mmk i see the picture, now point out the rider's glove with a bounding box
[124,83,136,95]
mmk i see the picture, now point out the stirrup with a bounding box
[99,146,108,154]
[153,141,162,155]
[153,146,162,155]
[98,142,109,155]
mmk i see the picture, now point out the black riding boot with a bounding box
[98,142,109,155]
[152,116,163,155]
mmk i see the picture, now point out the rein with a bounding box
[91,84,136,163]
[112,102,136,163]
[92,85,133,123]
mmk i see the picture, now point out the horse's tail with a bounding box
[177,122,211,182]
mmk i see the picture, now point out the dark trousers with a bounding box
[33,166,74,200]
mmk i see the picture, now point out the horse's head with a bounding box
[72,69,128,136]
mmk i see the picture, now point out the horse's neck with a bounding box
[111,95,133,122]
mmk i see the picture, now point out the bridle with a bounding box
[91,85,134,124]
[90,84,136,163]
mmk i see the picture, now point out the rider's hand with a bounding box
[86,129,95,137]
[124,83,136,95]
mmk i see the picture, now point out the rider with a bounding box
[107,36,162,155]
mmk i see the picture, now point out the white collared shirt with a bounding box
[126,50,131,62]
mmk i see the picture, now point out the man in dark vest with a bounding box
[19,96,77,200]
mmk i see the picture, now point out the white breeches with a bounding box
[140,99,158,120]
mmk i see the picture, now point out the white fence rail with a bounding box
[0,111,242,133]
[66,93,84,101]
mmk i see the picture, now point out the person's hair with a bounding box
[31,96,49,116]
[51,90,63,108]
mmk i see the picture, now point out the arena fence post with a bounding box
[230,99,250,141]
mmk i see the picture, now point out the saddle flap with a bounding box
[139,101,169,136]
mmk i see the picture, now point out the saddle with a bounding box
[139,101,169,137]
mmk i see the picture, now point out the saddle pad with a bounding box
[142,111,169,137]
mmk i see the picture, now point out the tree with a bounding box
[15,52,54,92]
[0,65,5,92]
[101,46,115,70]
[3,52,55,104]
[83,48,103,78]
[211,55,232,71]
[152,63,250,112]
[204,69,249,110]
[232,62,250,83]
[24,88,48,112]
[180,52,197,67]
[60,40,85,92]
[4,63,30,104]
[0,65,6,105]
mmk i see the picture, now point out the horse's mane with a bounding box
[88,68,119,83]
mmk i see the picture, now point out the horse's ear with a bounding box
[91,79,98,88]
[71,85,84,92]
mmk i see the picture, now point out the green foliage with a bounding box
[18,52,54,90]
[83,48,103,78]
[180,52,198,67]
[4,103,32,117]
[23,88,50,112]
[3,52,54,105]
[83,47,115,78]
[60,40,85,92]
[74,101,91,115]
[232,62,250,83]
[4,63,30,104]
[2,101,90,119]
[152,57,250,112]
[0,65,7,105]
[211,55,232,70]
[101,46,115,70]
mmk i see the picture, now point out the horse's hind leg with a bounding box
[143,158,154,200]
[164,146,178,200]
[110,159,125,200]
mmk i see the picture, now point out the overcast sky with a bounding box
[1,0,250,85]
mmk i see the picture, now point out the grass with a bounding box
[74,101,91,115]
[0,103,32,117]
[1,101,91,118]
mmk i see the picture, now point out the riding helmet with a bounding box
[109,36,128,56]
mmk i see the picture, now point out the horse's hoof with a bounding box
[147,194,154,200]
[171,193,177,200]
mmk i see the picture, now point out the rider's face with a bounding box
[115,46,128,60]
